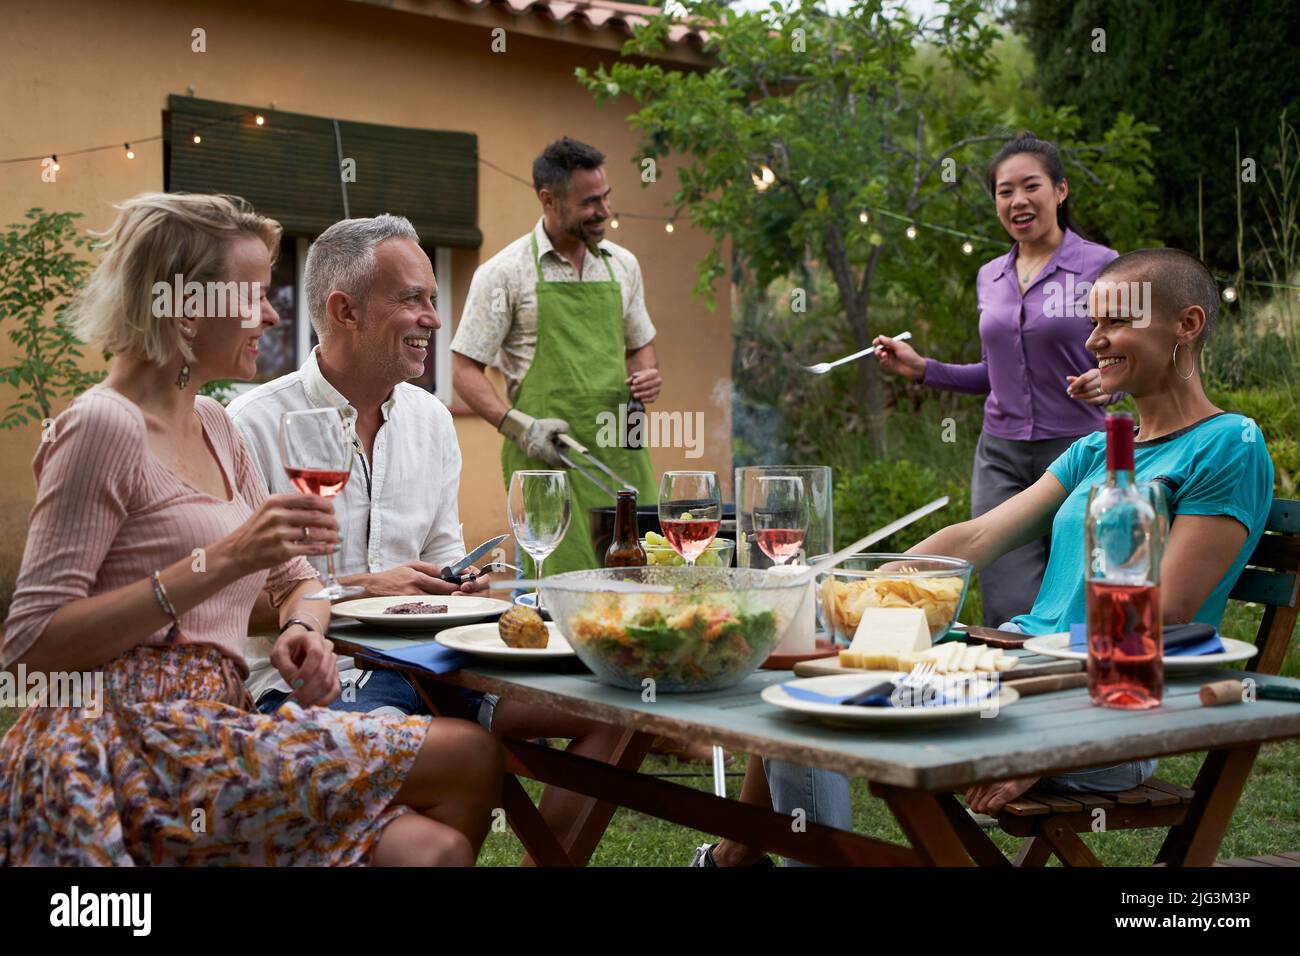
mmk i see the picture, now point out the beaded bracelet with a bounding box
[150,570,181,644]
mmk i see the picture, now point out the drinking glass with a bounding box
[657,471,722,567]
[752,476,809,566]
[735,466,833,569]
[508,470,572,607]
[279,408,363,600]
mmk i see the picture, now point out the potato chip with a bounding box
[821,572,964,639]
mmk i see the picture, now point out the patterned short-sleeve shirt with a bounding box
[451,218,657,402]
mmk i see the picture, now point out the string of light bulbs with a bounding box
[6,124,1299,298]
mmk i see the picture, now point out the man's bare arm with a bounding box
[452,351,510,426]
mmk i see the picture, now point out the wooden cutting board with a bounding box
[792,652,1083,681]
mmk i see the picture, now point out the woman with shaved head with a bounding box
[704,248,1274,866]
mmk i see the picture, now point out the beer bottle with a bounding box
[604,489,647,567]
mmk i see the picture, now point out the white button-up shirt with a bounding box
[227,346,466,700]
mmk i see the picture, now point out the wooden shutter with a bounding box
[164,96,481,246]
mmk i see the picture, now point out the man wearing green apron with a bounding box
[452,137,660,574]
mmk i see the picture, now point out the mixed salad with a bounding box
[568,600,777,690]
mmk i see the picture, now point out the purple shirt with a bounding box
[922,229,1119,441]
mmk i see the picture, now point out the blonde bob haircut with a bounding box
[68,193,281,366]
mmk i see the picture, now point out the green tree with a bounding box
[1002,0,1300,271]
[0,209,103,429]
[580,0,1157,454]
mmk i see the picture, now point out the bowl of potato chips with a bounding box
[819,553,972,643]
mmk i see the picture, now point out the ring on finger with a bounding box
[301,527,311,541]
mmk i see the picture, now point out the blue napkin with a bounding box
[779,678,998,708]
[780,682,895,707]
[1068,622,1224,656]
[364,641,474,674]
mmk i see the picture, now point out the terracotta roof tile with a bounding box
[449,0,708,48]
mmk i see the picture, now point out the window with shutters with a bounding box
[163,96,477,403]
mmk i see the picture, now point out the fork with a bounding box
[894,660,937,707]
[802,331,912,374]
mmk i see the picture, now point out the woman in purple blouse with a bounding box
[873,134,1120,625]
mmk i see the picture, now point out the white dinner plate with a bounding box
[1021,632,1259,671]
[761,673,1018,727]
[435,622,574,660]
[332,594,513,631]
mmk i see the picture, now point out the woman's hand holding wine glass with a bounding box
[214,494,341,577]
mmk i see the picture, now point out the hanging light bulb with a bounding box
[50,154,60,171]
[192,133,202,144]
[665,220,675,234]
[609,214,620,230]
[858,210,869,224]
[905,223,917,240]
[1222,284,1238,303]
[961,238,974,255]
[124,143,135,159]
[751,164,775,192]
[255,114,266,126]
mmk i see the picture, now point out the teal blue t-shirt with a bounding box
[1011,412,1274,636]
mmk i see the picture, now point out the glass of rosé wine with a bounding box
[657,471,722,568]
[751,475,808,566]
[279,408,363,600]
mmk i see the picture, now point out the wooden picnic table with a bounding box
[330,621,1300,867]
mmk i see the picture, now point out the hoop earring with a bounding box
[1172,341,1196,380]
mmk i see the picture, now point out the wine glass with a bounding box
[657,471,722,567]
[279,408,363,600]
[752,476,808,566]
[508,470,572,607]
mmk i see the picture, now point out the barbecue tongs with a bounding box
[552,433,637,499]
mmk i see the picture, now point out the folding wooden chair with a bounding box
[998,498,1300,866]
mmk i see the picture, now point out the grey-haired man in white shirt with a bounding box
[230,215,625,852]
[229,214,485,716]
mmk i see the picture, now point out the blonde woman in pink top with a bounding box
[0,193,501,866]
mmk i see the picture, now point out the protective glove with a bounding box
[498,408,570,468]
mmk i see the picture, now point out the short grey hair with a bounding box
[304,214,420,338]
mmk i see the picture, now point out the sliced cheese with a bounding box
[976,649,1001,672]
[959,644,984,671]
[994,655,1019,672]
[848,607,932,657]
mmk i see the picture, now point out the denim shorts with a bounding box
[257,668,497,730]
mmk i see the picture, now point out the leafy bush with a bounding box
[0,209,104,427]
[833,458,969,554]
[1208,386,1299,493]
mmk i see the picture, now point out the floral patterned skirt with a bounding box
[0,643,431,866]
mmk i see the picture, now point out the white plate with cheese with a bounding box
[763,673,1019,726]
